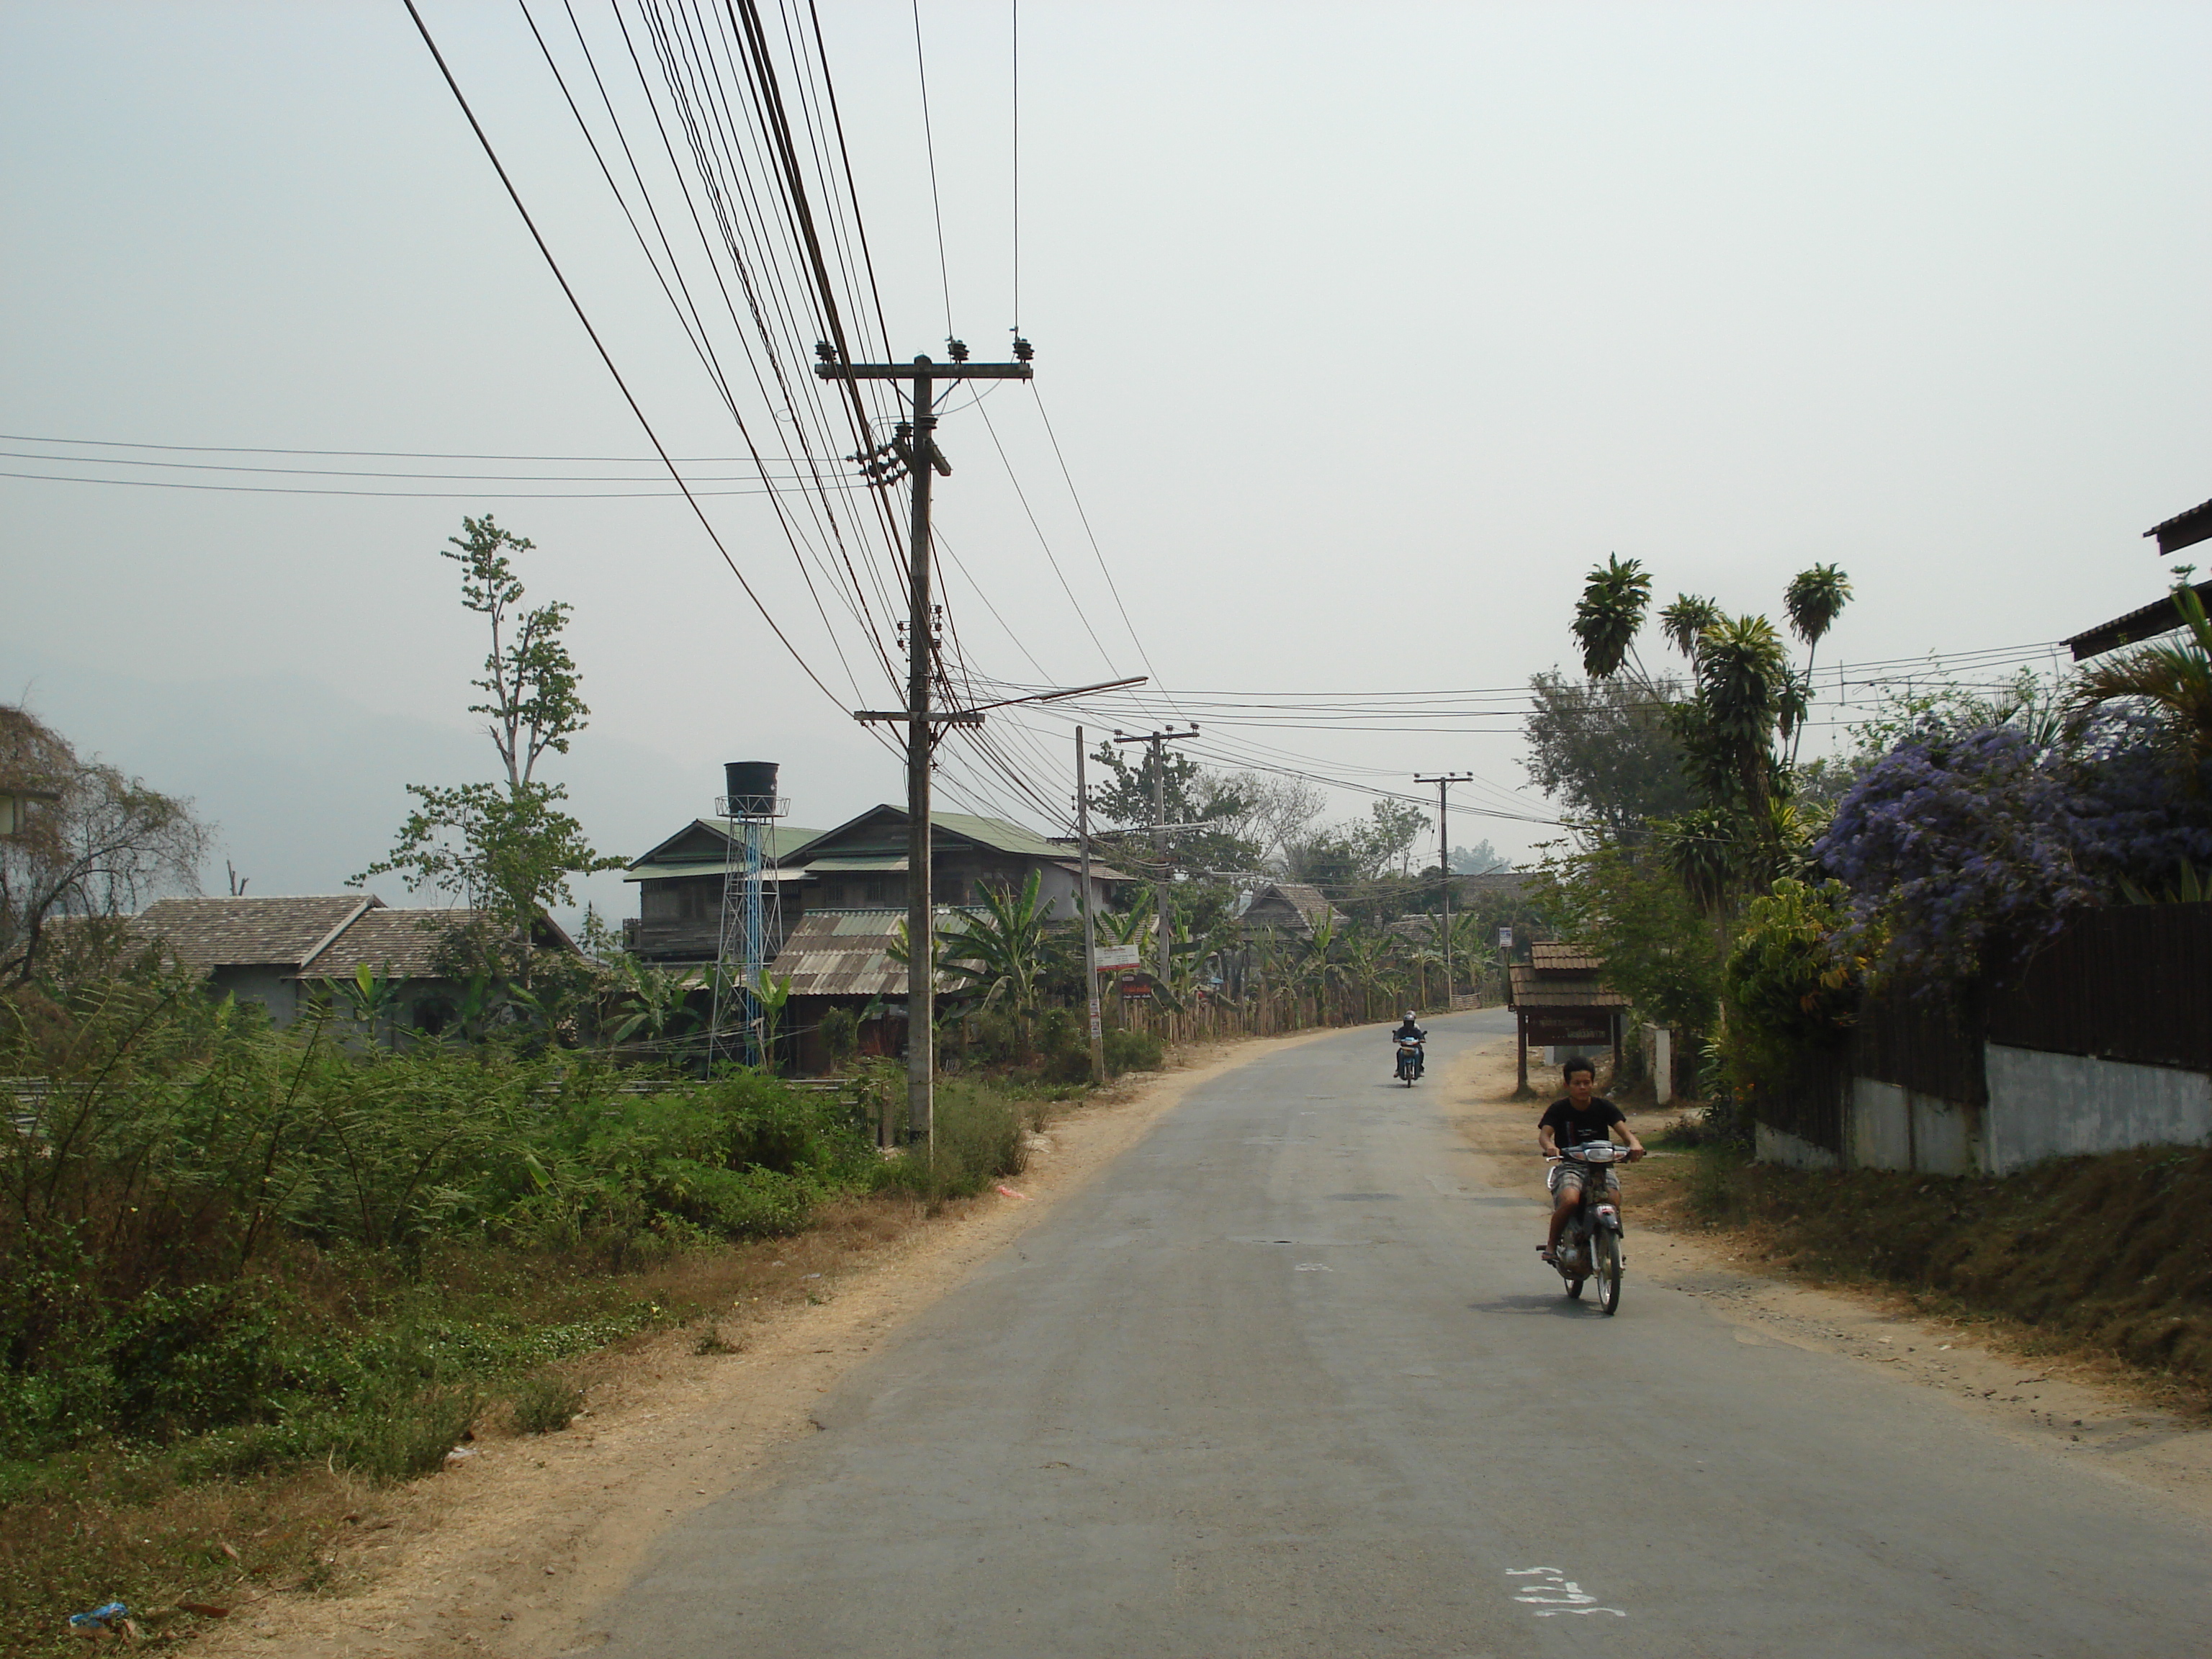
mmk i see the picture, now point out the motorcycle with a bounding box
[1393,1036,1424,1085]
[1542,1142,1627,1314]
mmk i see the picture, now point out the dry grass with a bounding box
[0,1460,380,1652]
[1640,1138,2212,1404]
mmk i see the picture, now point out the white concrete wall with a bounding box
[1850,1078,1914,1170]
[1913,1091,1979,1176]
[1982,1044,2212,1174]
[1756,1123,1840,1171]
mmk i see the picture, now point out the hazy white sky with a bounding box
[5,1,2209,922]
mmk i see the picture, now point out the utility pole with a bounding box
[819,343,1032,1144]
[1076,727,1105,1084]
[1111,726,1200,992]
[1414,773,1473,1008]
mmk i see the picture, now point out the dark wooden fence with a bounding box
[1750,902,2212,1156]
[1987,902,2212,1072]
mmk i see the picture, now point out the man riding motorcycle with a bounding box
[1537,1055,1643,1264]
[1391,1010,1426,1079]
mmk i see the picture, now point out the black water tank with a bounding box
[724,760,779,813]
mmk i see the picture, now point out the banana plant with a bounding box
[752,968,794,1071]
[325,961,403,1048]
[607,953,702,1047]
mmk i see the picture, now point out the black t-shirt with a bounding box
[1540,1096,1624,1153]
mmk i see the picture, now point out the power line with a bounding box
[397,0,863,723]
[909,0,954,337]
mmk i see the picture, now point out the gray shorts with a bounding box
[1547,1162,1620,1198]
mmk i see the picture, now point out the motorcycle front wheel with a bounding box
[1594,1231,1622,1316]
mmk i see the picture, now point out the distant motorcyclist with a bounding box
[1391,1010,1427,1078]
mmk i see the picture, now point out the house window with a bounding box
[864,878,886,904]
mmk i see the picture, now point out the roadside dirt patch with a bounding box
[1441,1038,2212,1518]
[186,1030,1336,1659]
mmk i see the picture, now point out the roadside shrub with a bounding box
[1721,878,1860,1090]
[1104,1027,1162,1075]
[509,1373,584,1435]
[336,1385,477,1482]
[1034,1007,1092,1084]
[873,1080,1025,1203]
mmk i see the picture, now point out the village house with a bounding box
[127,894,578,1039]
[623,801,1135,969]
[1238,881,1350,942]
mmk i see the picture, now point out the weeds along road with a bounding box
[573,1010,2211,1658]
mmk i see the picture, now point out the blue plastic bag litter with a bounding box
[68,1602,127,1631]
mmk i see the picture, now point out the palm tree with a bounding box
[1783,565,1853,763]
[1572,555,1654,681]
[1659,593,1721,660]
[1692,613,1791,820]
[2076,584,2212,783]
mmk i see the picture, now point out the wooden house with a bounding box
[1238,882,1349,941]
[621,819,824,966]
[624,804,1132,970]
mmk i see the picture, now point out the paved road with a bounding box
[585,1011,2212,1658]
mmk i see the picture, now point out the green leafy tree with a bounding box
[1358,800,1429,878]
[1085,743,1262,875]
[1524,671,1696,836]
[1536,842,1722,1037]
[357,518,620,986]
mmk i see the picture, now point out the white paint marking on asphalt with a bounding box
[1295,1263,1332,1272]
[1506,1568,1627,1618]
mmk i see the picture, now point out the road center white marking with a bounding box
[1506,1567,1627,1618]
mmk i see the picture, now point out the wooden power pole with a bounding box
[1414,772,1472,1007]
[819,346,1032,1143]
[1076,727,1105,1084]
[1110,727,1200,994]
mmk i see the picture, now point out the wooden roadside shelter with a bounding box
[1507,940,1630,1092]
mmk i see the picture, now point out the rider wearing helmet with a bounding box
[1391,1010,1426,1077]
[1537,1055,1643,1264]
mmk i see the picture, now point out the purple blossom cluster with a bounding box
[1815,711,2212,986]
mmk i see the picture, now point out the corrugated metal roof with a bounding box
[625,821,824,872]
[930,811,1066,859]
[808,855,909,873]
[622,866,811,884]
[2148,496,2212,557]
[784,806,1069,867]
[2066,579,2212,662]
[769,907,974,997]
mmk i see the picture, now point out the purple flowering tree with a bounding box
[1816,710,2212,987]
